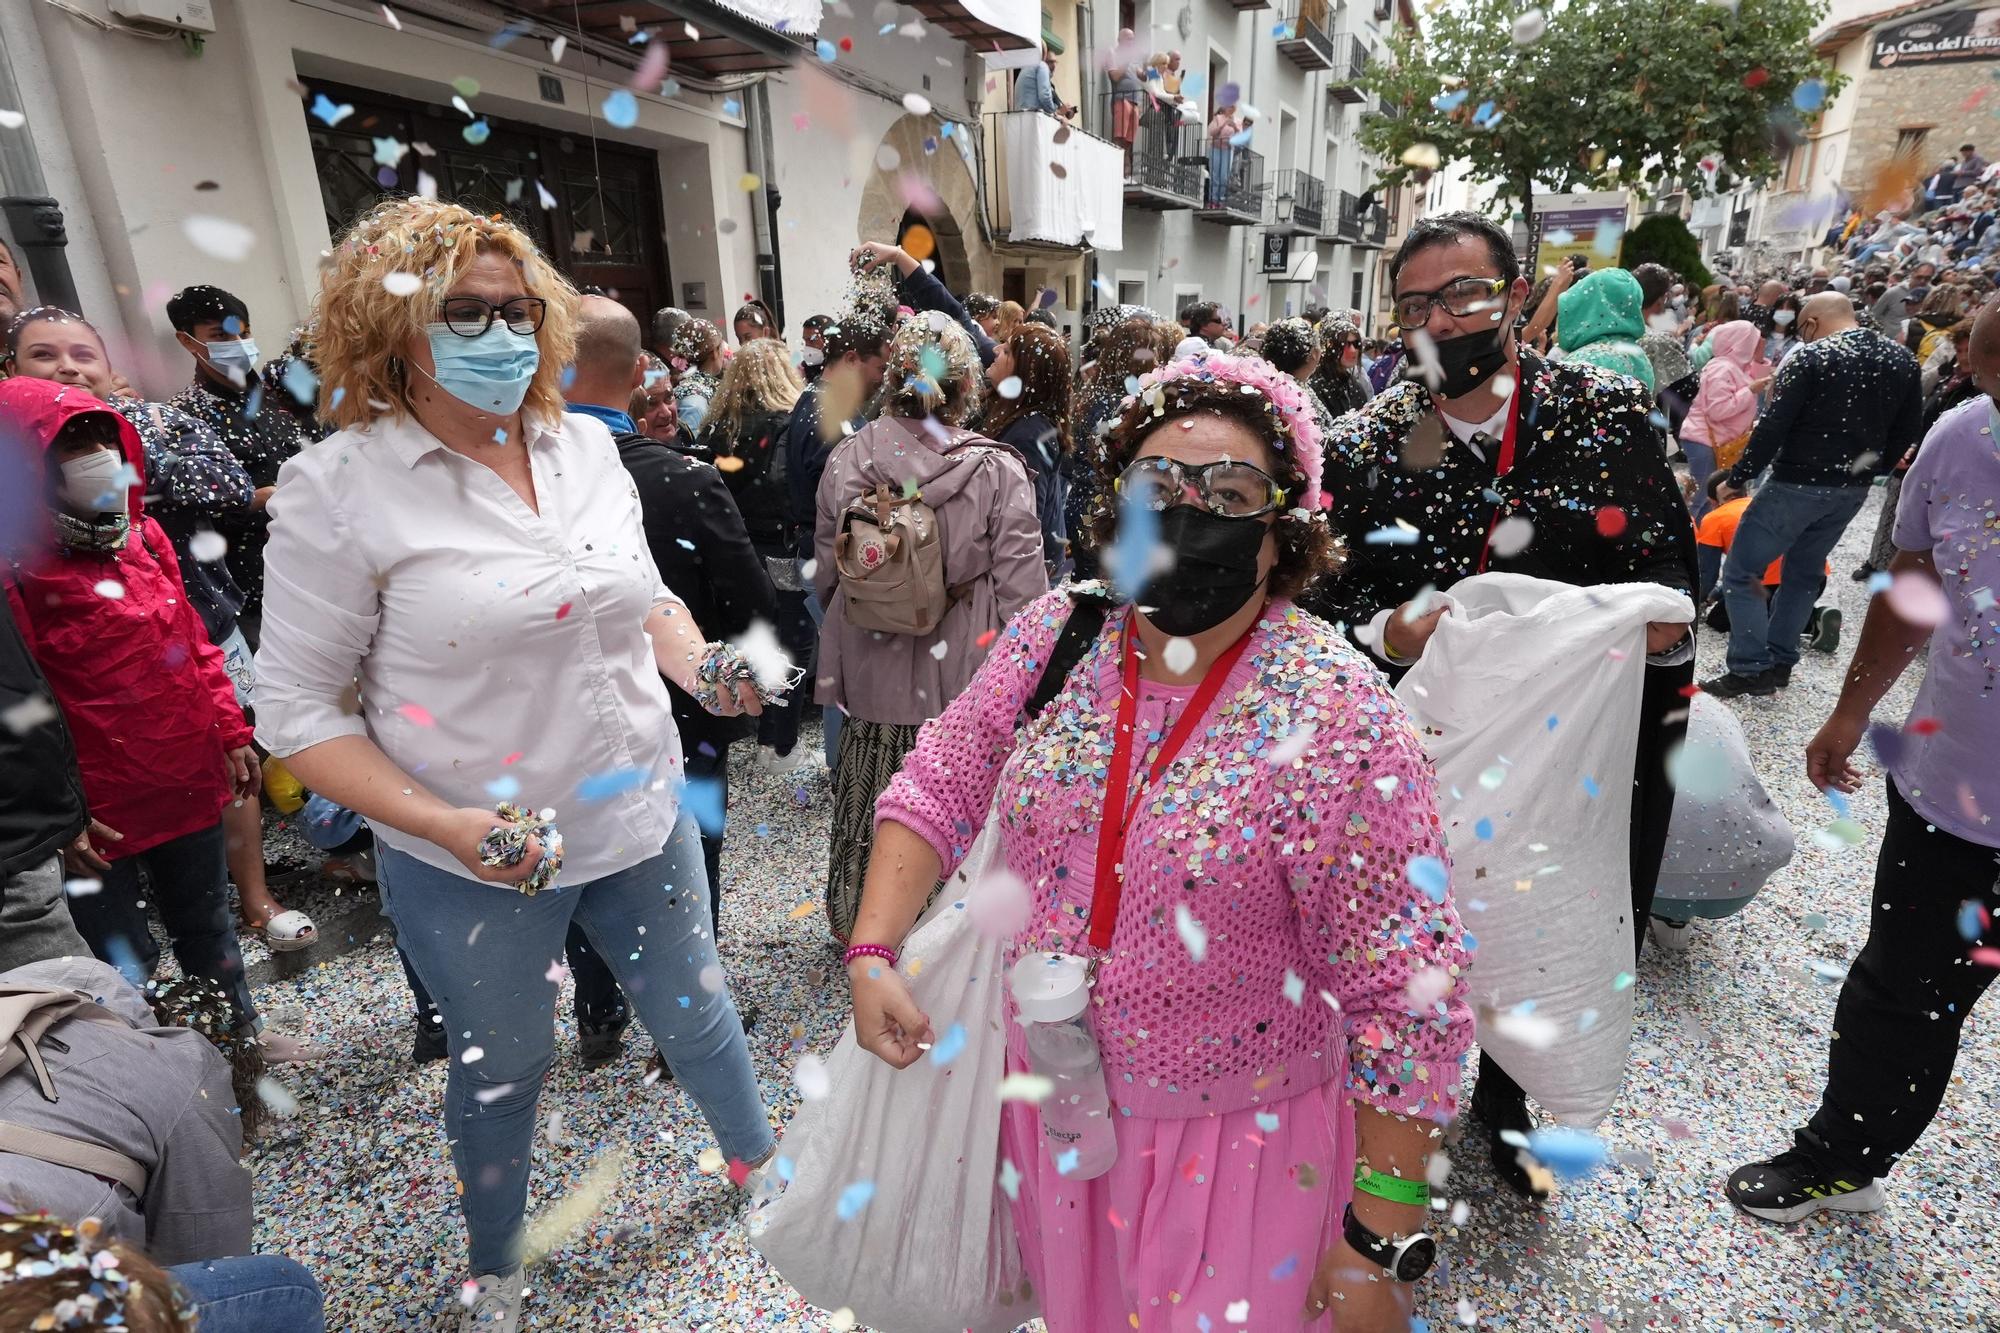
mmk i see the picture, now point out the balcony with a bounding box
[1099,93,1204,211]
[1276,3,1335,69]
[1335,188,1365,240]
[1224,0,1273,10]
[980,111,1126,250]
[1197,145,1265,226]
[1269,168,1325,236]
[898,0,1038,48]
[1327,33,1369,101]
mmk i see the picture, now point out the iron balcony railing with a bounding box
[1098,91,1204,208]
[1270,167,1325,234]
[1198,144,1265,222]
[1328,33,1369,100]
[1276,3,1335,69]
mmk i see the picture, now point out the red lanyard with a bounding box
[1085,615,1256,951]
[1473,391,1524,574]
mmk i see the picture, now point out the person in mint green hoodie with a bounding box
[1555,266,1656,394]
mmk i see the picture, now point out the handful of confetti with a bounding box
[478,802,564,895]
[691,640,805,715]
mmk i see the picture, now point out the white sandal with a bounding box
[250,908,318,952]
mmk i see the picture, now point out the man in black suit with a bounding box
[568,296,777,919]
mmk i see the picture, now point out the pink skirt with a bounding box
[1001,1053,1356,1332]
[1113,99,1141,144]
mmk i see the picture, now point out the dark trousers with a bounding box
[1476,656,1693,1111]
[756,588,816,758]
[67,821,256,1026]
[683,743,730,928]
[1803,779,2000,1177]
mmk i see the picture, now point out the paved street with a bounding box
[244,488,1995,1331]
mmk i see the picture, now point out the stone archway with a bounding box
[858,114,985,294]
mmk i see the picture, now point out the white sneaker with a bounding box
[1649,916,1696,953]
[460,1271,523,1333]
[757,744,807,774]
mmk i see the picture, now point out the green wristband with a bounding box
[1353,1164,1430,1207]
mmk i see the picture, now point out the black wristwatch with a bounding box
[1342,1202,1437,1282]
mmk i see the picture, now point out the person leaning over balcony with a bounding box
[1013,43,1073,118]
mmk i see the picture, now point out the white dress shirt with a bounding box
[254,410,686,882]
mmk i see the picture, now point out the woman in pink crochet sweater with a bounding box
[849,353,1474,1330]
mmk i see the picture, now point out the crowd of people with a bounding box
[0,183,1992,1333]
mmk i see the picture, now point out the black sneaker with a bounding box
[1726,1146,1885,1222]
[1809,607,1842,655]
[578,1018,630,1070]
[1772,663,1793,688]
[412,1014,448,1064]
[1850,563,1876,583]
[1701,669,1781,699]
[1471,1084,1549,1200]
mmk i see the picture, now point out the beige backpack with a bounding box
[834,441,989,635]
[0,984,150,1195]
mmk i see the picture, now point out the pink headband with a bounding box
[1114,350,1324,502]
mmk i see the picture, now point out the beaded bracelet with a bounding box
[1353,1163,1431,1207]
[842,943,899,969]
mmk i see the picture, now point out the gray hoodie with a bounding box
[0,957,252,1265]
[814,416,1049,725]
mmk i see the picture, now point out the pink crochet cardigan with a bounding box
[877,589,1475,1123]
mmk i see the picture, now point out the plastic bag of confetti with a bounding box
[1396,572,1693,1126]
[1652,692,1794,920]
[750,807,1037,1332]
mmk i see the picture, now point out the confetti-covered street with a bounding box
[235,490,1995,1333]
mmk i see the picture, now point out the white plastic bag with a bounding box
[1653,692,1795,918]
[1394,573,1692,1126]
[750,808,1038,1333]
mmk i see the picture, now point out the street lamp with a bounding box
[1275,190,1295,225]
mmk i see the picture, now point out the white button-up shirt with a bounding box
[254,410,685,882]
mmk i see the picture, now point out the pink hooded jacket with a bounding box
[813,415,1048,725]
[1681,320,1763,448]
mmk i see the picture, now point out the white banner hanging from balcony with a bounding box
[711,0,821,37]
[997,113,1124,251]
[958,0,1041,47]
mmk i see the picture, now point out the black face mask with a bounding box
[1407,322,1510,400]
[1137,504,1269,638]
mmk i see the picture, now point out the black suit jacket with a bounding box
[1305,348,1697,678]
[613,431,779,759]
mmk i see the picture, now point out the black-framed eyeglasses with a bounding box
[1116,457,1287,519]
[436,296,548,338]
[1392,277,1508,329]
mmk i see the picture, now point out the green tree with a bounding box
[1359,0,1841,242]
[1620,214,1715,288]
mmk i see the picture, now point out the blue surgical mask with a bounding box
[420,323,540,415]
[202,337,259,377]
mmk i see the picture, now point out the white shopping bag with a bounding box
[1653,693,1795,915]
[750,808,1038,1333]
[1395,573,1692,1126]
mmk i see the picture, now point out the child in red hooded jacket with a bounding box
[0,377,307,1060]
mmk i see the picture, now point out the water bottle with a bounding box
[1012,952,1118,1180]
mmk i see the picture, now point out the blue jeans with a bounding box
[1681,437,1717,522]
[1719,481,1867,675]
[377,813,773,1275]
[1206,146,1234,205]
[169,1255,325,1333]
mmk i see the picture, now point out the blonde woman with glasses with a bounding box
[251,199,774,1332]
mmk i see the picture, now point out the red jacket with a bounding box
[1,378,252,859]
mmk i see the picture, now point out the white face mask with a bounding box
[59,449,125,513]
[1773,310,1795,327]
[199,337,259,381]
